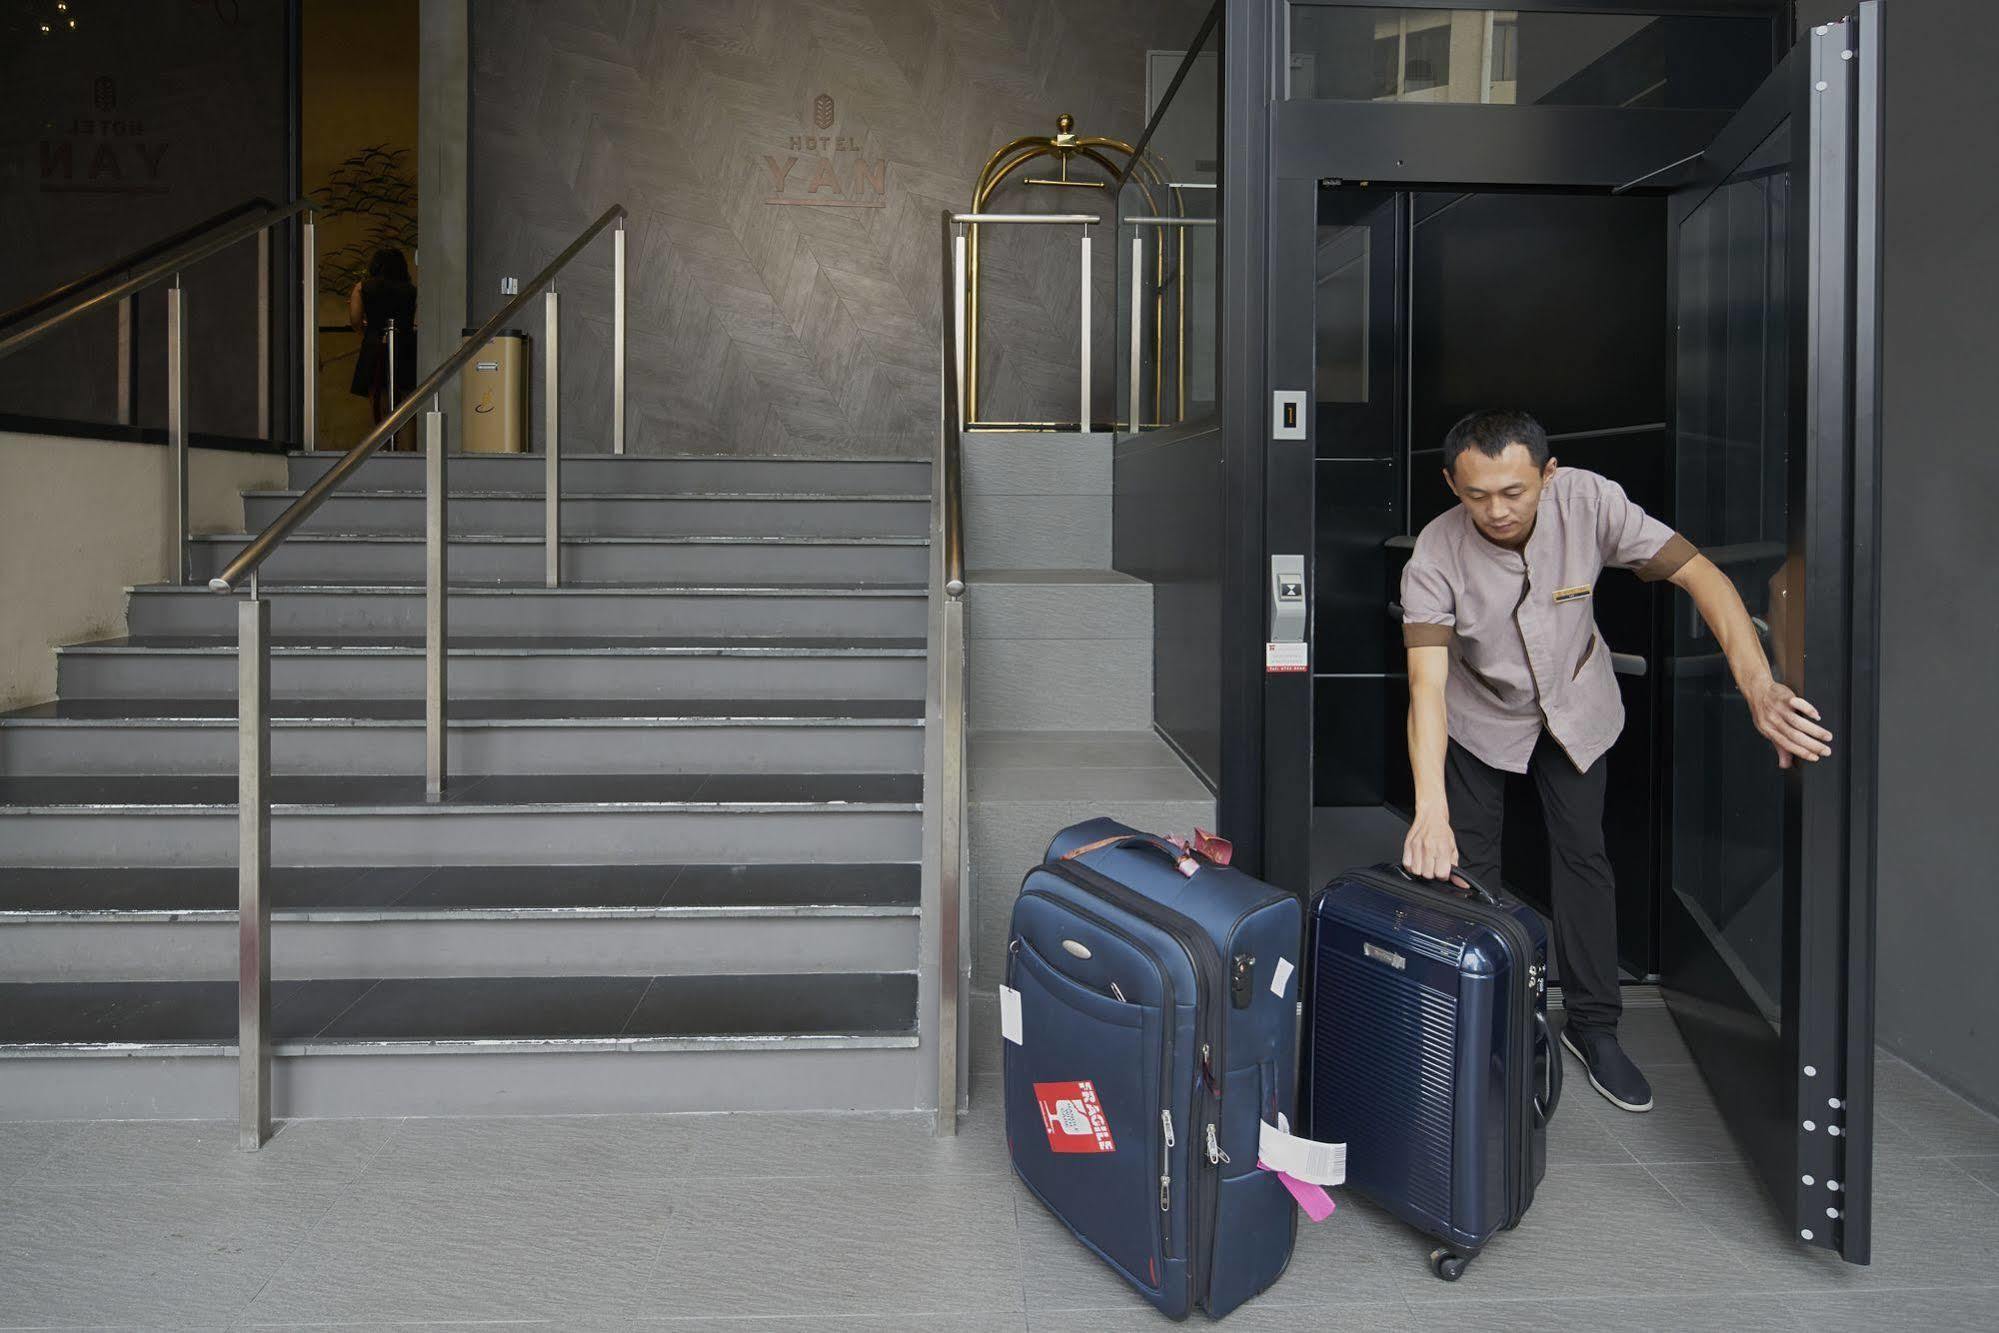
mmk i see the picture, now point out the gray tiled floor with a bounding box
[2,1008,1996,1330]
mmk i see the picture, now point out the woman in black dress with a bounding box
[348,248,418,443]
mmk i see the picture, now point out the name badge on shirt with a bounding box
[1553,585,1593,604]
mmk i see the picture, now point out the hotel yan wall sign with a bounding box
[763,93,887,208]
[39,77,171,196]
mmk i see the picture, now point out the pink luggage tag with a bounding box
[1260,1162,1338,1222]
[1257,1117,1345,1223]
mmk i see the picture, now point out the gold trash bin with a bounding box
[458,327,530,453]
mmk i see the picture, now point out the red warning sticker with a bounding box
[1034,1080,1117,1154]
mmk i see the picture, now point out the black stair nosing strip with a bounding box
[0,711,928,729]
[0,862,924,917]
[289,449,931,465]
[0,1033,924,1059]
[1,697,927,722]
[59,639,928,657]
[0,902,921,924]
[243,489,931,502]
[0,970,921,1056]
[189,533,930,548]
[126,582,929,597]
[0,799,926,814]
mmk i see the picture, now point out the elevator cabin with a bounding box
[1272,3,1880,1263]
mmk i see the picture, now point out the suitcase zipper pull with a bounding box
[1160,1110,1175,1212]
[1205,1122,1230,1166]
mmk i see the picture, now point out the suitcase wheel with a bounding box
[1428,1247,1470,1282]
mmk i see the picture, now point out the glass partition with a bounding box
[1285,4,1773,110]
[1116,17,1221,434]
[1670,120,1793,1026]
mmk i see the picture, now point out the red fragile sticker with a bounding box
[1034,1080,1117,1154]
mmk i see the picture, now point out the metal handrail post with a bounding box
[951,230,967,433]
[613,218,627,454]
[384,318,399,450]
[256,225,272,441]
[116,296,134,426]
[544,286,561,588]
[937,597,965,1132]
[1128,234,1142,431]
[301,213,316,450]
[425,399,449,799]
[237,584,272,1150]
[933,208,969,1134]
[167,276,188,584]
[1078,226,1092,431]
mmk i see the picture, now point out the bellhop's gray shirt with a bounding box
[1400,468,1696,775]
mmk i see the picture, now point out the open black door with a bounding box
[1661,7,1881,1264]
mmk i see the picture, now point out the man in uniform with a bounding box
[1399,409,1833,1112]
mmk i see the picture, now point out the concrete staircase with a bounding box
[0,449,938,1118]
[956,434,1214,1078]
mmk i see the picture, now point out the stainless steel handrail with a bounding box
[0,199,307,361]
[931,209,970,1134]
[0,196,278,340]
[209,202,629,593]
[0,196,310,584]
[214,202,629,1153]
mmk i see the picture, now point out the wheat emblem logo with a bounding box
[813,93,835,130]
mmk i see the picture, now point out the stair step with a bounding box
[0,864,919,982]
[0,773,924,867]
[0,972,916,1053]
[187,533,928,586]
[57,636,927,701]
[0,698,925,775]
[965,567,1153,640]
[126,582,930,639]
[0,862,919,915]
[286,451,931,497]
[241,490,929,539]
[965,729,1216,996]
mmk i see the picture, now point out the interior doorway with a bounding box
[1277,6,1882,1262]
[1308,186,1671,985]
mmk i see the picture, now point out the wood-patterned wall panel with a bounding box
[470,0,1206,458]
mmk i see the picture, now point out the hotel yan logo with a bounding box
[763,92,887,208]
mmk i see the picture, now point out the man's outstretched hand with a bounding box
[1748,678,1833,768]
[1403,808,1460,882]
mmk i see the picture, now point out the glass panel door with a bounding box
[1661,10,1880,1265]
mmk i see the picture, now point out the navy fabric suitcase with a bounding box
[1300,865,1561,1281]
[1003,818,1302,1319]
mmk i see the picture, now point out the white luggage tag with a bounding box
[1258,1115,1345,1223]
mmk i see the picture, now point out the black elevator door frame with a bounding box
[1267,3,1878,1266]
[1658,10,1880,1265]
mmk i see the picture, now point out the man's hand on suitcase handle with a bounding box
[1403,806,1460,884]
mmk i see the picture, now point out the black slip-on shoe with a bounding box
[1561,1027,1655,1113]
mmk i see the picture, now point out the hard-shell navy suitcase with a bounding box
[1003,817,1303,1319]
[1300,865,1561,1282]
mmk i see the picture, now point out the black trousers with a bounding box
[1445,733,1622,1038]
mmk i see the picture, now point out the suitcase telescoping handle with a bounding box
[1394,862,1500,907]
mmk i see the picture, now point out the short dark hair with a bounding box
[1442,409,1549,473]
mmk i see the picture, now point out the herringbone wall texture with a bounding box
[470,0,1207,459]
